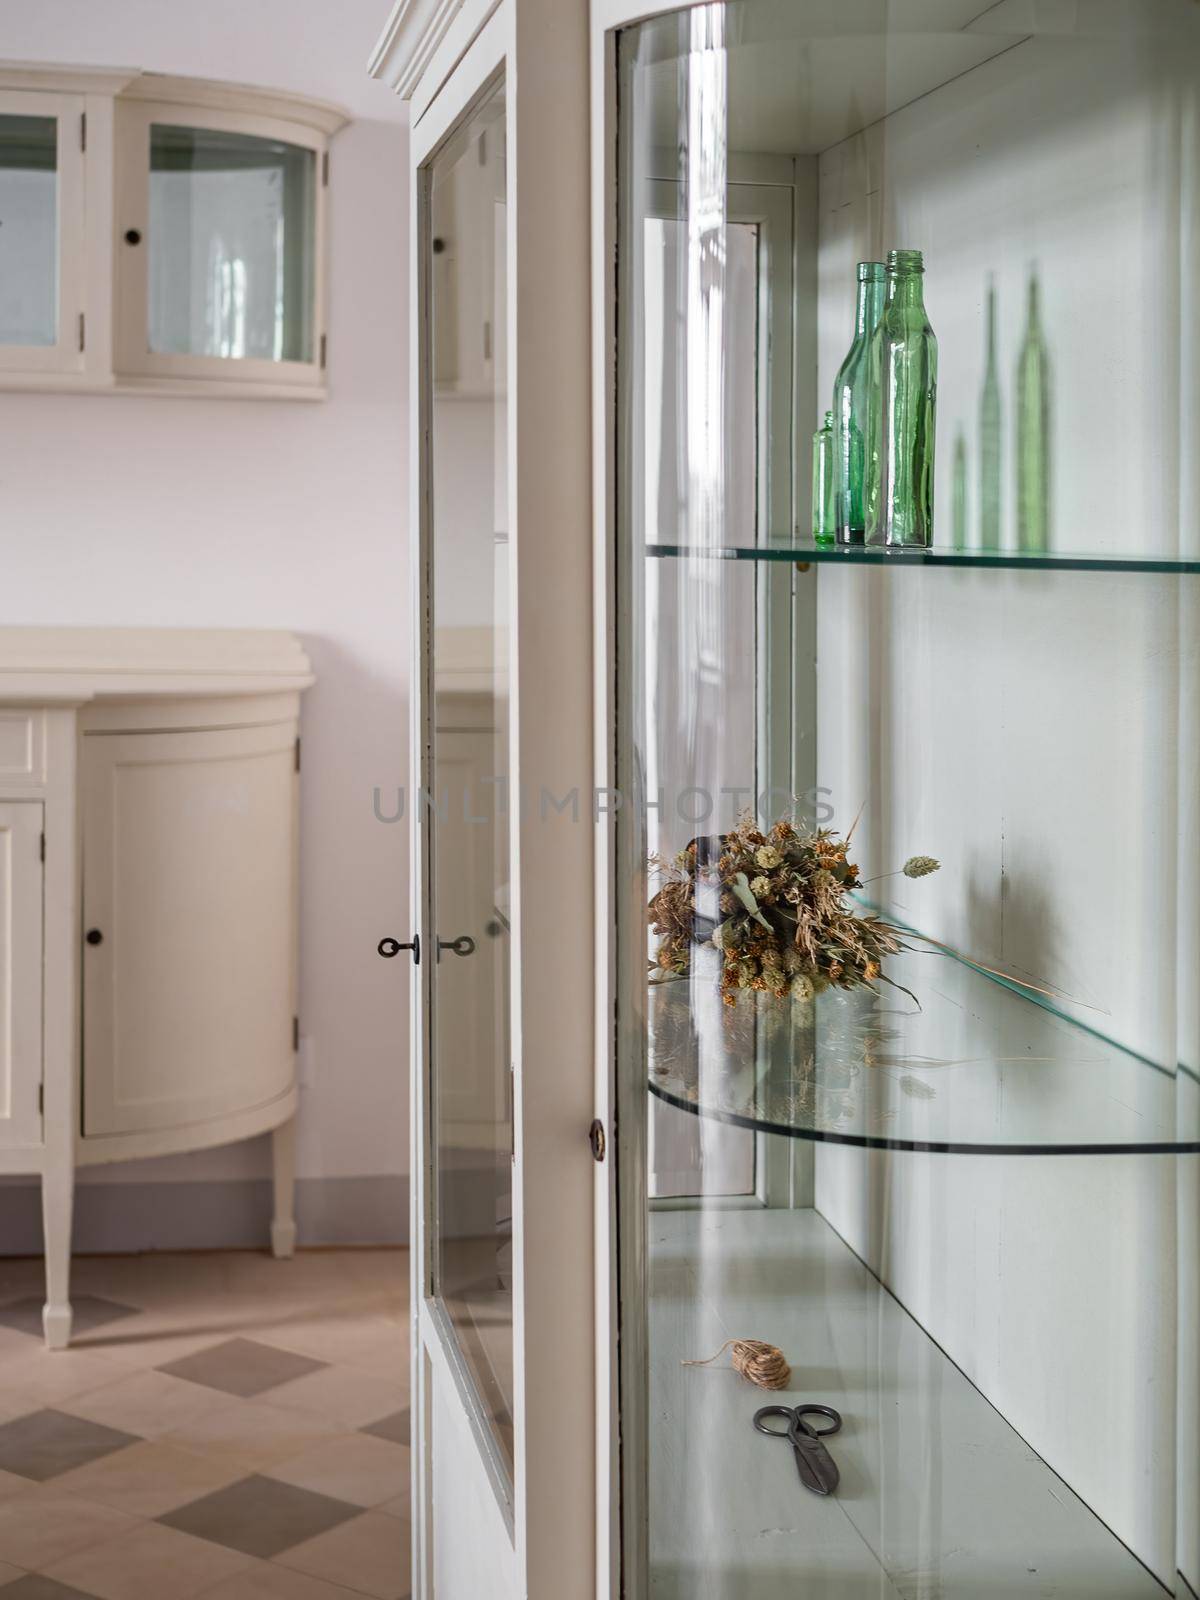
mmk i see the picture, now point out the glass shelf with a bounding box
[645,541,1200,575]
[647,948,1200,1155]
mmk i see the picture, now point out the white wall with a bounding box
[0,0,412,1244]
[813,32,1198,1585]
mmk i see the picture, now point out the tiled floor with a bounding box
[0,1250,410,1600]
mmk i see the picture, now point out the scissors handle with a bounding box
[794,1403,842,1439]
[753,1404,843,1498]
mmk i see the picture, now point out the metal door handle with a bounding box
[378,934,420,964]
[437,935,476,958]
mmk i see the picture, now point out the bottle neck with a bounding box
[888,270,926,314]
[856,276,886,337]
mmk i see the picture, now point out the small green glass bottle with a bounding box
[812,410,836,545]
[1016,269,1051,553]
[979,279,1002,550]
[865,249,938,549]
[832,262,887,544]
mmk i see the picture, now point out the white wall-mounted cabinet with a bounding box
[0,629,313,1351]
[0,65,347,399]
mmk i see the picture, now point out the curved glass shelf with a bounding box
[647,948,1200,1155]
[645,540,1200,575]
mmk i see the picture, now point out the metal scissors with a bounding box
[753,1403,843,1497]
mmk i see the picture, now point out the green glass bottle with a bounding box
[865,249,938,548]
[952,429,968,551]
[832,261,886,544]
[979,279,1001,550]
[812,410,836,545]
[1016,269,1051,553]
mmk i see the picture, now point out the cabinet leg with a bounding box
[41,1165,74,1351]
[271,1119,297,1260]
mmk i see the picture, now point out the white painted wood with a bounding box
[271,1118,298,1259]
[368,0,470,101]
[0,711,46,787]
[40,707,79,1353]
[0,628,310,1348]
[0,625,313,700]
[0,803,44,1153]
[81,721,298,1138]
[397,1,596,1593]
[40,1153,74,1350]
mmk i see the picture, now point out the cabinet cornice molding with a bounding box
[121,72,350,136]
[368,0,469,98]
[0,61,139,95]
[0,628,314,701]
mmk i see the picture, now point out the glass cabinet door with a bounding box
[425,77,513,1482]
[146,125,315,364]
[115,104,326,388]
[609,4,1200,1597]
[0,91,84,373]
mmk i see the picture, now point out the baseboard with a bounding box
[0,1175,408,1256]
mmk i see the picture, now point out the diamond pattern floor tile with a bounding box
[157,1474,360,1560]
[360,1408,409,1446]
[0,1300,137,1342]
[0,1576,108,1599]
[157,1340,327,1399]
[42,1520,250,1600]
[0,1411,140,1483]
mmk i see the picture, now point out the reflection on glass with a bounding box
[980,278,1002,548]
[0,115,57,346]
[148,126,315,362]
[1016,267,1052,552]
[953,428,969,550]
[428,81,512,1474]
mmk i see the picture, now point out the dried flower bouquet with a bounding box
[648,814,939,1008]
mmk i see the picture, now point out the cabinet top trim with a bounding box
[0,62,350,136]
[368,0,468,98]
[0,629,314,703]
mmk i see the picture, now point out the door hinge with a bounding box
[39,832,45,863]
[78,312,86,353]
[80,111,87,152]
[319,333,327,370]
[294,735,301,773]
[293,1016,300,1052]
[38,1083,44,1115]
[322,149,329,187]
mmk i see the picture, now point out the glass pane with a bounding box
[0,114,57,346]
[427,80,512,1473]
[617,4,1200,1596]
[148,125,315,362]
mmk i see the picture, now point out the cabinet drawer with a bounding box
[0,711,45,787]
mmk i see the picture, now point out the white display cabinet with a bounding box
[0,65,347,398]
[0,629,313,1351]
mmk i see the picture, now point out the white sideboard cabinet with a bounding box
[0,628,313,1349]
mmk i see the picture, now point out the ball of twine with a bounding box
[682,1337,791,1391]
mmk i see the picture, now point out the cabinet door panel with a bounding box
[0,802,43,1150]
[82,723,297,1138]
